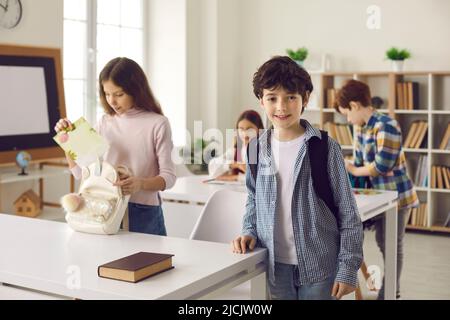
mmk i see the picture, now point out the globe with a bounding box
[16,151,32,175]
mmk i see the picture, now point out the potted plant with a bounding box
[386,47,411,72]
[286,47,308,66]
[181,138,218,174]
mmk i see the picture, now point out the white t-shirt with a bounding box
[271,134,305,264]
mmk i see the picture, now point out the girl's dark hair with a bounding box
[335,79,372,112]
[253,56,313,102]
[234,110,265,165]
[99,57,163,115]
[235,110,265,131]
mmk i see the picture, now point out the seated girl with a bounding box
[208,110,264,182]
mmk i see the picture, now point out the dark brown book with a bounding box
[98,252,174,283]
[439,123,450,150]
[414,121,428,149]
[396,82,404,109]
[442,166,450,189]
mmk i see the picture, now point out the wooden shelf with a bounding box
[430,188,450,193]
[394,109,429,114]
[305,108,321,112]
[403,148,428,153]
[406,225,450,233]
[0,167,70,184]
[431,110,450,115]
[414,187,428,192]
[431,149,450,154]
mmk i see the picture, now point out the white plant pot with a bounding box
[391,60,404,72]
[296,60,304,67]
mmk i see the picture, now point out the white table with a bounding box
[0,214,267,300]
[162,176,399,300]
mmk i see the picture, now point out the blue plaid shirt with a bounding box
[242,120,363,287]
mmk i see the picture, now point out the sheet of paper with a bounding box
[53,117,109,167]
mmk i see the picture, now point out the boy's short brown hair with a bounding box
[335,79,372,112]
[253,56,313,103]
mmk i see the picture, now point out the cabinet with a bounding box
[0,160,74,221]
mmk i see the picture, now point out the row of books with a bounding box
[430,165,450,189]
[439,123,450,150]
[414,155,428,188]
[407,203,428,227]
[396,81,419,110]
[324,122,353,146]
[403,121,428,149]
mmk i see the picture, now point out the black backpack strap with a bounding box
[247,137,259,184]
[308,130,339,218]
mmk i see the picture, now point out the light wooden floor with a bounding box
[363,230,450,300]
[216,230,450,300]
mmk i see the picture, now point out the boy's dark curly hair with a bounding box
[253,56,313,103]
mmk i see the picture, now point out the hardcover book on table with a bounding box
[98,252,174,283]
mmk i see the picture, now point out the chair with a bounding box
[189,189,247,243]
[189,189,253,300]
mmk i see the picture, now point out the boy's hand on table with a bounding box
[231,235,256,254]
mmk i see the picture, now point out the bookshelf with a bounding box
[303,71,450,234]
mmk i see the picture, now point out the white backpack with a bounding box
[63,160,131,235]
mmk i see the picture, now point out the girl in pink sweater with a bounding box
[55,57,176,235]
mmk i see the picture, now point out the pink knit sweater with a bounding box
[71,108,176,206]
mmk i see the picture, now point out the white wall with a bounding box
[237,0,450,110]
[0,0,68,217]
[147,0,187,147]
[0,0,63,47]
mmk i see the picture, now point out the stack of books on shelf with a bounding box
[324,122,353,146]
[403,121,428,149]
[430,165,450,189]
[407,203,428,227]
[439,123,450,150]
[326,88,337,108]
[396,81,419,109]
[414,155,428,187]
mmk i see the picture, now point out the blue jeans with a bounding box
[268,262,335,300]
[374,208,410,299]
[128,203,167,236]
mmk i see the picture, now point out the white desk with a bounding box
[162,175,246,204]
[162,176,399,300]
[0,214,267,300]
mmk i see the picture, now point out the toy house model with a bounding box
[14,190,42,218]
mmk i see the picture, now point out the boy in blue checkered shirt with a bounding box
[232,56,363,300]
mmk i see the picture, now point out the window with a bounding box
[63,0,145,124]
[63,0,88,122]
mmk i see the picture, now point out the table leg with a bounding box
[250,271,267,299]
[384,204,398,300]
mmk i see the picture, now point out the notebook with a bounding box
[53,117,109,167]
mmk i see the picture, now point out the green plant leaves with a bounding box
[386,47,411,60]
[286,47,308,62]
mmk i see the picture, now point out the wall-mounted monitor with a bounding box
[0,45,66,165]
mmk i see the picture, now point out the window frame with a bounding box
[63,0,148,125]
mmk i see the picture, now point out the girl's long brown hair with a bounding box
[234,110,265,165]
[99,57,163,115]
